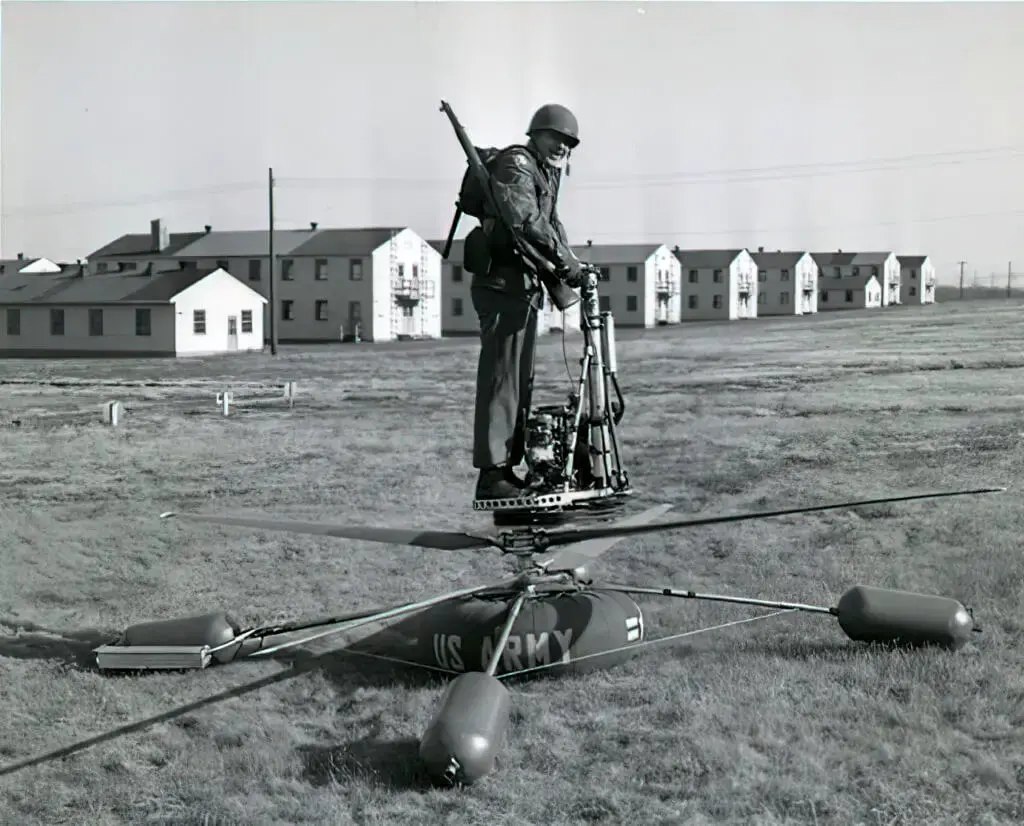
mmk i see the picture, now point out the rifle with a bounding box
[439,100,581,312]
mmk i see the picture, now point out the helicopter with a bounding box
[92,482,1003,788]
[96,269,1004,787]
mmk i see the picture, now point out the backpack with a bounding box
[457,144,529,219]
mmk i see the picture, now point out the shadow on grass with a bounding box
[0,622,114,669]
[0,641,444,782]
[298,736,431,791]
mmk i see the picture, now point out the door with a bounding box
[227,316,238,351]
[401,304,416,337]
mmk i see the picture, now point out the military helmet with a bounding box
[527,103,580,147]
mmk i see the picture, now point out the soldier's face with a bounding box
[533,130,573,168]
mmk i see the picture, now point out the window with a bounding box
[910,286,917,297]
[627,295,638,312]
[315,259,328,280]
[349,301,362,321]
[833,267,841,277]
[193,309,206,334]
[820,291,829,302]
[413,264,420,278]
[89,308,103,336]
[97,262,109,273]
[452,265,463,283]
[281,259,294,280]
[627,266,638,282]
[397,263,405,277]
[852,266,860,276]
[282,300,294,320]
[599,267,610,282]
[6,308,20,336]
[241,310,253,333]
[453,297,464,316]
[118,261,136,272]
[688,269,698,283]
[713,269,723,283]
[781,269,790,281]
[248,259,261,281]
[136,309,151,336]
[688,295,698,309]
[780,292,790,304]
[350,259,363,280]
[845,290,854,303]
[872,266,879,277]
[712,295,722,309]
[599,296,610,312]
[758,292,766,305]
[316,300,329,321]
[50,309,65,336]
[911,269,918,279]
[758,270,767,282]
[216,259,229,271]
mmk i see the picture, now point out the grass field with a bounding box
[2,299,1023,825]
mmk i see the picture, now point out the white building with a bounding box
[572,242,681,327]
[852,252,900,306]
[0,266,266,357]
[88,220,442,342]
[896,255,936,304]
[672,248,757,321]
[749,250,818,316]
[0,254,63,275]
[817,274,882,311]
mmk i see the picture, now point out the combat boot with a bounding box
[475,465,525,500]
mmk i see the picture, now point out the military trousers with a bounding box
[471,282,543,469]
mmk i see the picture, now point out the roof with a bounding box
[896,255,929,266]
[0,267,241,305]
[672,249,746,268]
[851,252,894,265]
[810,252,857,267]
[0,273,79,302]
[171,230,316,258]
[750,251,806,268]
[572,244,661,264]
[285,227,409,257]
[87,232,207,259]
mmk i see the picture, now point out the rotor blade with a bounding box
[538,503,675,571]
[159,512,497,551]
[538,487,1007,550]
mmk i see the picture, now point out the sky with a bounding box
[2,0,1023,284]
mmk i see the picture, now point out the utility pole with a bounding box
[958,260,966,299]
[1009,261,1014,299]
[268,167,278,356]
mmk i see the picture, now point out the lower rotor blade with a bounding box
[159,512,497,551]
[539,487,1006,550]
[538,503,674,571]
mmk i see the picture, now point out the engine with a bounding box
[523,401,593,493]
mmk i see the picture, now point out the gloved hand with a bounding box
[560,260,585,288]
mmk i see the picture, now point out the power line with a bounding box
[4,142,1022,218]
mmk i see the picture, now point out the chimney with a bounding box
[17,252,24,260]
[310,222,318,231]
[204,224,212,234]
[758,246,764,253]
[151,218,169,251]
[586,239,593,247]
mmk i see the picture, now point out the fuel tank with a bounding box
[349,590,644,678]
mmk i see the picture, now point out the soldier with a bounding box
[471,103,590,500]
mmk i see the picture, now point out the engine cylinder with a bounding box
[419,671,511,785]
[836,585,975,650]
[123,612,240,663]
